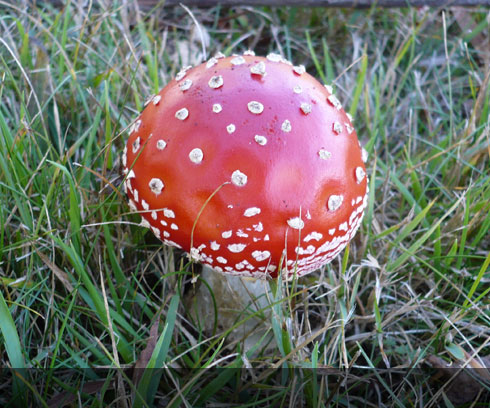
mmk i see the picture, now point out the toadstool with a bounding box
[123,52,368,279]
[122,52,368,343]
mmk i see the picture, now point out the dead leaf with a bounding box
[47,380,110,408]
[37,252,74,292]
[132,310,163,385]
[426,354,490,405]
[453,8,490,66]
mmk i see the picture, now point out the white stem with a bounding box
[186,266,272,351]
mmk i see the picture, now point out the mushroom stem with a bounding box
[186,266,272,351]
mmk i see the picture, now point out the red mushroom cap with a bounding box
[122,52,368,278]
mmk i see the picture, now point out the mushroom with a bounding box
[122,52,368,344]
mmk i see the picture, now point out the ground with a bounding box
[0,1,489,406]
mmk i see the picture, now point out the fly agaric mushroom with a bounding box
[122,52,368,280]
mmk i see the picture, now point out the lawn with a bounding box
[0,1,489,406]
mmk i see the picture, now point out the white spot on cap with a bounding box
[293,65,306,75]
[304,232,323,242]
[171,223,178,230]
[179,79,192,91]
[213,103,222,113]
[134,120,142,132]
[231,56,246,65]
[295,245,315,255]
[222,230,232,239]
[210,241,220,250]
[361,148,368,163]
[243,50,255,56]
[151,211,157,220]
[217,256,228,264]
[324,84,333,94]
[253,222,263,232]
[281,120,292,133]
[228,243,247,253]
[151,227,160,238]
[267,53,282,62]
[208,75,223,89]
[140,218,151,229]
[236,230,249,238]
[356,167,366,183]
[287,217,304,230]
[190,247,201,261]
[189,148,203,164]
[132,137,141,153]
[227,124,236,134]
[318,149,331,160]
[129,122,136,134]
[128,200,137,212]
[328,195,343,211]
[252,250,271,262]
[163,208,175,218]
[163,230,170,238]
[347,113,353,122]
[128,181,135,195]
[333,122,343,134]
[153,95,162,105]
[329,228,336,236]
[244,207,261,217]
[248,101,264,114]
[206,57,218,68]
[141,199,149,210]
[250,61,266,76]
[293,85,303,94]
[214,52,225,59]
[254,135,267,146]
[300,103,312,114]
[156,140,167,150]
[127,169,135,179]
[339,222,348,232]
[231,170,247,186]
[149,178,164,195]
[327,94,342,110]
[175,108,189,120]
[345,123,354,134]
[264,234,270,241]
[175,70,186,81]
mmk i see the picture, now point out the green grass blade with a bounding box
[0,291,26,370]
[349,48,368,118]
[463,251,490,309]
[194,356,243,405]
[0,289,27,404]
[388,195,463,272]
[134,294,180,407]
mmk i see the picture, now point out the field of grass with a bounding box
[0,1,489,406]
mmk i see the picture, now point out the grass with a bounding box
[1,1,489,406]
